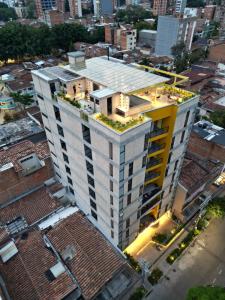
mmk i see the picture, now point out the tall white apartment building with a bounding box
[32,52,199,249]
[175,0,187,14]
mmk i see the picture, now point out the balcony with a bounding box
[145,171,160,182]
[141,196,161,216]
[148,143,165,155]
[149,126,168,138]
[146,157,162,169]
[142,184,161,205]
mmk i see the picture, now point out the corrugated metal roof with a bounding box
[73,57,168,93]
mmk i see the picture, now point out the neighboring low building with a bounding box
[138,30,157,51]
[5,72,34,96]
[0,95,15,110]
[105,24,137,51]
[0,189,138,300]
[43,9,65,27]
[173,151,223,221]
[0,140,54,205]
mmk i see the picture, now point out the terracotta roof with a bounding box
[0,186,61,226]
[179,152,223,194]
[0,227,9,245]
[0,140,50,172]
[202,101,225,112]
[47,212,125,300]
[0,230,77,300]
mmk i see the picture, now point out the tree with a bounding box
[3,112,13,123]
[187,0,205,7]
[10,92,33,111]
[186,286,225,300]
[0,2,17,21]
[206,197,225,219]
[171,42,186,57]
[210,111,225,129]
[115,5,153,24]
[26,0,36,19]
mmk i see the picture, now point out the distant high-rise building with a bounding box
[153,0,168,16]
[68,0,82,17]
[93,0,113,17]
[35,0,57,18]
[175,0,187,14]
[155,15,196,56]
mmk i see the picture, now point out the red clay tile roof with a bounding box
[0,186,61,225]
[47,212,125,300]
[0,230,77,300]
[0,140,50,172]
[0,227,9,245]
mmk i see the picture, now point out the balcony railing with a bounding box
[141,196,161,215]
[146,157,163,169]
[148,143,165,154]
[145,171,160,181]
[149,127,169,138]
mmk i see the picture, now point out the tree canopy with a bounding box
[0,22,105,62]
[0,2,17,21]
[115,5,153,23]
[206,197,225,219]
[187,0,205,7]
[186,286,225,300]
[210,111,225,129]
[10,92,33,110]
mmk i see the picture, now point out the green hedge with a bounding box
[148,268,163,285]
[124,252,141,273]
[129,286,147,300]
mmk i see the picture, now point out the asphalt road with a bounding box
[148,217,225,300]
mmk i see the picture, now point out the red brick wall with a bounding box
[187,132,225,163]
[0,158,54,205]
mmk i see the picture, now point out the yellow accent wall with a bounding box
[145,104,178,188]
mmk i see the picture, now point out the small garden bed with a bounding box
[148,268,163,285]
[152,224,183,246]
[97,114,144,132]
[124,252,141,273]
[166,229,200,265]
[129,286,147,300]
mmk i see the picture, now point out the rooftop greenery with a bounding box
[96,114,145,133]
[57,92,81,109]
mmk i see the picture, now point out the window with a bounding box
[139,185,144,196]
[109,142,113,159]
[84,145,92,160]
[142,155,146,168]
[89,187,96,199]
[110,208,114,218]
[53,162,59,168]
[42,112,48,119]
[110,195,113,205]
[90,199,97,210]
[50,82,56,95]
[109,164,113,177]
[165,167,169,177]
[180,131,185,143]
[63,153,69,163]
[172,172,175,182]
[54,105,61,122]
[51,151,56,157]
[86,160,94,174]
[55,172,61,178]
[91,210,97,220]
[57,124,64,137]
[48,139,54,146]
[111,220,114,229]
[128,162,133,176]
[144,133,149,151]
[67,176,73,185]
[174,160,179,171]
[82,124,91,143]
[110,180,113,192]
[171,136,175,149]
[184,110,190,127]
[168,153,172,164]
[37,94,43,100]
[126,218,130,228]
[60,140,67,151]
[127,194,131,206]
[69,187,74,195]
[128,179,132,191]
[88,175,95,187]
[169,184,173,193]
[111,230,114,239]
[126,229,129,238]
[45,126,51,132]
[65,165,71,175]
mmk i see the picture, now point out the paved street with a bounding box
[147,218,225,300]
